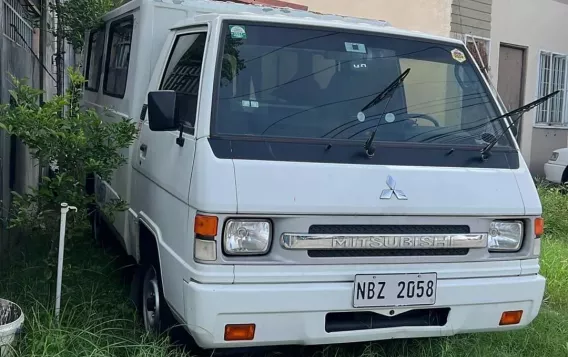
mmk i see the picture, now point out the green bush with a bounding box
[0,68,137,274]
[54,0,122,51]
[538,183,568,237]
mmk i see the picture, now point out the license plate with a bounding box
[353,273,437,308]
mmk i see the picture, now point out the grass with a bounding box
[0,232,185,356]
[1,184,568,356]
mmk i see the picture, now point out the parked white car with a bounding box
[544,148,568,183]
[83,0,546,350]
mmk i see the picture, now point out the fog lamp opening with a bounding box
[499,310,523,326]
[224,324,256,341]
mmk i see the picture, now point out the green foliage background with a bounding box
[0,68,137,277]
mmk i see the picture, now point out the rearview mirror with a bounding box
[147,91,180,131]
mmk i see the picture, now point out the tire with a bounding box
[133,263,203,352]
[562,167,568,184]
[139,262,174,334]
[133,233,202,351]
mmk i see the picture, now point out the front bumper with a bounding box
[183,274,545,348]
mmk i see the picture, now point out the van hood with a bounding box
[232,160,527,216]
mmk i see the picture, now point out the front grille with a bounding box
[308,248,469,258]
[325,308,450,333]
[308,225,470,235]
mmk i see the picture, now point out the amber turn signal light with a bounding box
[194,215,218,237]
[224,324,256,341]
[535,217,544,238]
[499,310,523,326]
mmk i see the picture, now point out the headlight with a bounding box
[223,219,271,255]
[488,221,523,252]
[550,152,559,161]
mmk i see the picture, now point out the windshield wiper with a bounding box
[480,90,560,160]
[363,68,411,158]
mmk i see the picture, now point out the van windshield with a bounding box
[212,22,514,151]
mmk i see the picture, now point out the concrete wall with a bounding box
[1,38,41,195]
[490,0,568,176]
[531,128,568,175]
[291,0,453,37]
[0,1,43,252]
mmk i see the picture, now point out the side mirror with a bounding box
[147,90,181,131]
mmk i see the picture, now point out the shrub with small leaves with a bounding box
[0,68,137,276]
[54,0,122,51]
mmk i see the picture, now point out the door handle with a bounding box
[139,144,148,160]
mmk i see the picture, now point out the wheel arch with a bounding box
[135,214,176,333]
[137,213,163,266]
[561,166,568,183]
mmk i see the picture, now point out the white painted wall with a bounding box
[490,0,568,170]
[292,0,453,37]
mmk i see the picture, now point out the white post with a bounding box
[55,202,77,322]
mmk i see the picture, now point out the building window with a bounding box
[103,16,134,98]
[536,51,567,125]
[85,28,105,91]
[3,0,33,46]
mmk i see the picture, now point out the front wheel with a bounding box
[140,263,173,334]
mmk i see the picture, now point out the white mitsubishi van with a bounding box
[84,0,546,349]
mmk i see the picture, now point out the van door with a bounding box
[131,27,209,315]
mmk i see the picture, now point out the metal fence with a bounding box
[3,0,33,46]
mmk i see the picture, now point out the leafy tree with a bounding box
[54,0,122,51]
[0,68,137,276]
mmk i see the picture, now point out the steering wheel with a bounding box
[400,113,441,127]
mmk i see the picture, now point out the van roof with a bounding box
[170,0,393,27]
[177,13,462,45]
[105,0,463,45]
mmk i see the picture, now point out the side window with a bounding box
[160,32,208,133]
[103,16,134,98]
[85,28,105,91]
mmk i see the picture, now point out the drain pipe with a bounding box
[55,203,77,322]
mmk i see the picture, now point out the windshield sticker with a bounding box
[352,63,368,71]
[451,49,466,63]
[385,113,396,123]
[250,101,259,108]
[357,112,366,122]
[345,42,367,54]
[241,100,251,107]
[229,25,247,39]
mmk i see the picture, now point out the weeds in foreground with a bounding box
[0,236,188,357]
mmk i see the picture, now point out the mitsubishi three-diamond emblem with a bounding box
[380,175,408,200]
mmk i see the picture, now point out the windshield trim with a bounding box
[209,19,514,149]
[209,133,517,150]
[207,136,520,169]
